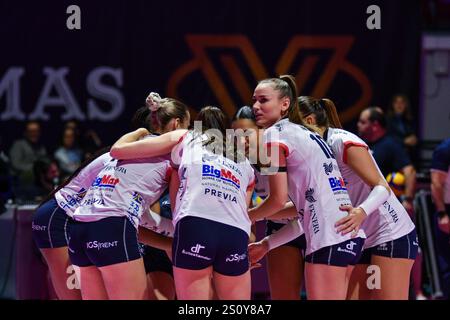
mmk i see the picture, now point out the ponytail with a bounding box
[320,99,342,129]
[145,92,189,133]
[279,75,302,125]
[258,75,305,126]
[298,96,343,129]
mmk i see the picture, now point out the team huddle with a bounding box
[31,75,418,300]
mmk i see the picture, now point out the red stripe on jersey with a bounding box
[266,142,290,157]
[247,177,256,191]
[177,131,189,144]
[165,166,173,182]
[343,141,368,164]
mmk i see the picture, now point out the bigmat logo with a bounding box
[167,35,372,123]
[92,175,120,189]
[202,164,240,189]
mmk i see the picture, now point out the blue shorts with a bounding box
[305,237,365,267]
[356,229,419,264]
[173,216,249,276]
[32,197,72,249]
[265,220,307,253]
[140,244,173,275]
[68,216,141,267]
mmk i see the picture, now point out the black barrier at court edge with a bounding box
[414,190,444,299]
[14,204,54,300]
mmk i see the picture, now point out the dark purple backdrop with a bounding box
[0,0,421,152]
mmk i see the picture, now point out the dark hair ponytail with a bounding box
[278,75,302,125]
[298,96,342,129]
[320,99,342,129]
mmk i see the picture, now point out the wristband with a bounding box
[266,219,303,251]
[359,185,390,216]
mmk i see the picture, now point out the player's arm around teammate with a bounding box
[232,105,307,300]
[300,97,417,300]
[166,107,255,300]
[69,94,190,300]
[32,148,111,300]
[249,76,366,300]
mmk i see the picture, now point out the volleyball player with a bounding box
[248,76,366,300]
[135,92,194,300]
[32,149,112,300]
[232,106,305,300]
[111,106,255,300]
[298,96,417,300]
[68,95,190,300]
[31,106,156,300]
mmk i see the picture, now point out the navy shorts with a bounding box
[140,244,173,275]
[68,216,141,267]
[356,229,419,264]
[266,220,307,252]
[32,197,72,249]
[305,237,365,267]
[173,216,249,276]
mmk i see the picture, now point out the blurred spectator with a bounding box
[358,106,424,300]
[0,136,13,214]
[9,121,47,186]
[54,128,83,178]
[387,94,418,161]
[358,107,417,211]
[15,157,60,203]
[430,138,450,297]
[64,120,79,133]
[431,138,450,232]
[64,120,103,160]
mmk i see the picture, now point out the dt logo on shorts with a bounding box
[191,244,205,253]
[167,35,372,123]
[337,241,358,256]
[346,241,357,251]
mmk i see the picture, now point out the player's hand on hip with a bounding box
[336,205,367,238]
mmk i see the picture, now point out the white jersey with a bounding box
[326,127,415,248]
[172,132,255,235]
[72,137,171,228]
[54,152,113,217]
[263,119,365,255]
